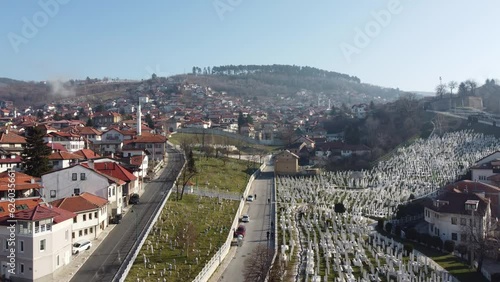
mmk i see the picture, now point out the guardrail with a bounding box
[265,166,279,282]
[192,158,268,282]
[113,150,186,282]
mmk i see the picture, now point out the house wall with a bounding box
[471,169,495,184]
[275,154,298,175]
[72,207,107,241]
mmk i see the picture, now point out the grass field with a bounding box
[125,156,252,281]
[168,132,279,154]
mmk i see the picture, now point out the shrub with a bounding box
[334,203,346,214]
[444,240,455,253]
[404,243,414,254]
[385,222,393,234]
[395,225,402,237]
[406,228,417,241]
[377,219,384,230]
[456,244,468,257]
[432,236,443,249]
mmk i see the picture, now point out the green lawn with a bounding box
[168,132,279,154]
[125,195,239,282]
[126,157,251,281]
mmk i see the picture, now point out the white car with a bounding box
[242,214,250,222]
[72,239,92,255]
[246,195,254,202]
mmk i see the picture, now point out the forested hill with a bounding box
[204,64,360,83]
[184,65,408,103]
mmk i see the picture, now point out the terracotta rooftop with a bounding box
[92,162,137,182]
[51,192,108,213]
[426,191,490,216]
[0,132,26,144]
[48,151,84,160]
[74,149,101,160]
[46,142,68,152]
[5,204,76,223]
[0,198,42,218]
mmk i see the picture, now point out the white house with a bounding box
[470,151,500,184]
[44,132,85,153]
[424,192,491,243]
[41,164,124,222]
[0,204,75,281]
[0,148,22,173]
[51,193,108,242]
[48,151,84,170]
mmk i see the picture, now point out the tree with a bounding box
[246,115,254,125]
[86,118,93,127]
[21,127,52,177]
[334,203,346,213]
[435,83,447,99]
[385,222,393,234]
[465,79,478,96]
[448,81,458,95]
[176,222,197,258]
[243,244,273,282]
[145,113,155,129]
[36,110,44,120]
[237,111,245,134]
[458,82,468,96]
[151,73,158,81]
[93,104,105,113]
[177,149,197,200]
[462,213,499,273]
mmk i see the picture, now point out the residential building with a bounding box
[44,132,85,153]
[51,193,108,241]
[274,150,299,175]
[41,164,124,222]
[0,131,26,155]
[92,112,122,128]
[0,204,75,281]
[0,172,42,200]
[424,192,491,243]
[123,133,167,161]
[0,147,22,172]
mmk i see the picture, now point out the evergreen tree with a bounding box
[237,111,245,133]
[21,127,52,177]
[86,118,93,127]
[145,114,155,129]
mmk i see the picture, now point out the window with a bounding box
[90,227,93,233]
[84,229,88,235]
[112,187,115,196]
[20,263,24,274]
[94,211,98,218]
[89,213,92,220]
[73,217,77,223]
[40,239,46,251]
[20,240,24,252]
[74,188,80,196]
[460,218,467,226]
[108,188,111,197]
[83,214,86,221]
[80,173,86,180]
[50,190,56,198]
[79,230,82,237]
[451,217,457,225]
[72,173,77,181]
[57,255,60,266]
[451,233,458,241]
[72,232,75,239]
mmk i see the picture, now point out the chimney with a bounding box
[88,159,95,170]
[30,178,35,184]
[111,152,114,159]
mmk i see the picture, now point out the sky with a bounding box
[1,0,499,92]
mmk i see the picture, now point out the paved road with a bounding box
[70,148,184,282]
[219,165,275,282]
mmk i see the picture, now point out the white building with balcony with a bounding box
[0,204,75,281]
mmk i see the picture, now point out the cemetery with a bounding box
[275,130,500,282]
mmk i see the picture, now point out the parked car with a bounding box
[241,214,250,222]
[129,193,140,204]
[234,225,246,238]
[246,195,254,202]
[72,239,92,255]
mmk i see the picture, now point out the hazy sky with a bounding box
[1,0,499,92]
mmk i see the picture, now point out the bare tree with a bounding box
[435,83,447,99]
[268,255,287,282]
[465,79,478,96]
[176,222,197,257]
[177,149,197,200]
[448,81,458,95]
[243,244,273,282]
[462,212,500,273]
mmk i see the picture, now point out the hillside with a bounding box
[177,65,410,104]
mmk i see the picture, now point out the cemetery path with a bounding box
[67,148,184,282]
[218,165,275,282]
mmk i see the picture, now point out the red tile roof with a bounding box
[46,142,68,152]
[51,192,108,212]
[0,198,42,218]
[0,132,26,144]
[78,127,102,135]
[74,149,101,160]
[130,155,145,166]
[0,154,22,164]
[0,171,42,191]
[48,151,84,160]
[123,133,167,144]
[78,164,127,185]
[92,162,137,182]
[8,204,76,223]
